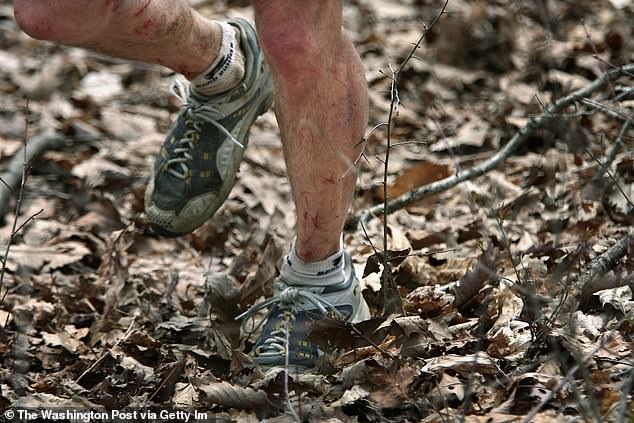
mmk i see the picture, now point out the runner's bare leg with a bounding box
[254,0,369,261]
[14,0,370,263]
[13,0,221,79]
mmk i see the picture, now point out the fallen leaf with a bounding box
[7,241,92,272]
[197,381,270,411]
[431,119,490,152]
[454,246,500,311]
[595,285,633,315]
[376,159,452,201]
[173,382,199,408]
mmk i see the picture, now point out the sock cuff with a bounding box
[190,21,244,94]
[287,240,344,276]
[280,239,346,286]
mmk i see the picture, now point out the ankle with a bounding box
[190,21,245,96]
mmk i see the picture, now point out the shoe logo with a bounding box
[202,41,235,86]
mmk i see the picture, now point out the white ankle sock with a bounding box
[190,21,245,96]
[279,240,346,287]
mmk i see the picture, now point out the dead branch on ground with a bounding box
[574,229,634,294]
[0,133,65,220]
[353,63,634,226]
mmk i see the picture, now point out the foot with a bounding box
[238,253,370,370]
[145,18,273,237]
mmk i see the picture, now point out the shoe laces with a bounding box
[236,286,343,359]
[165,80,244,180]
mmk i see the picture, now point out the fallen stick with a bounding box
[0,133,65,221]
[574,228,634,292]
[353,63,634,226]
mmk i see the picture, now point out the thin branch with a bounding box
[580,97,633,122]
[520,337,608,423]
[1,100,39,307]
[597,108,634,179]
[382,61,401,315]
[619,364,634,423]
[376,0,449,317]
[353,63,634,226]
[74,315,137,385]
[572,229,634,293]
[585,148,634,210]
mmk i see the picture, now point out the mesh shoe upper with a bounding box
[145,18,273,237]
[238,253,371,369]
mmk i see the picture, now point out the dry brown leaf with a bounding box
[198,381,270,411]
[506,374,555,415]
[7,241,92,272]
[72,154,132,187]
[173,382,199,408]
[428,372,464,409]
[431,119,490,152]
[487,284,524,336]
[12,393,102,411]
[0,137,22,158]
[454,245,500,311]
[76,70,123,102]
[376,159,452,201]
[41,331,86,354]
[487,321,532,360]
[580,272,628,310]
[205,273,241,322]
[595,285,633,314]
[362,247,411,278]
[404,288,455,318]
[368,363,418,408]
[118,355,155,382]
[14,55,67,100]
[422,353,504,379]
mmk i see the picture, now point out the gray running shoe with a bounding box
[145,18,273,237]
[237,253,371,370]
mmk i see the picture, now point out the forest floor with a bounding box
[1,0,633,422]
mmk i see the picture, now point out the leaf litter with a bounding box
[1,0,634,421]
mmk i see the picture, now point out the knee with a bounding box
[255,2,332,79]
[13,0,103,43]
[257,21,319,77]
[14,0,58,41]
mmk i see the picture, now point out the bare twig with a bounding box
[619,365,634,423]
[74,315,137,385]
[0,101,41,308]
[377,0,449,316]
[520,337,608,423]
[597,108,634,179]
[579,97,633,122]
[353,63,634,226]
[381,61,403,315]
[585,148,634,210]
